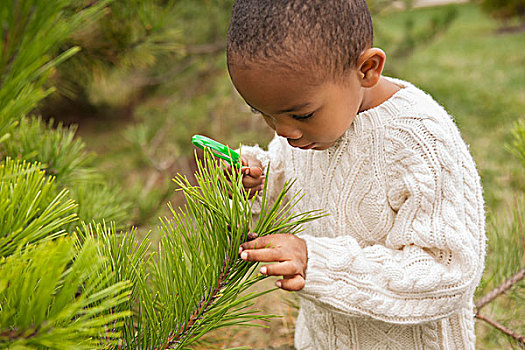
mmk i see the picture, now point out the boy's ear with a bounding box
[356,48,386,88]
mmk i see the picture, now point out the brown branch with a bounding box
[0,328,20,340]
[0,326,40,341]
[475,267,525,311]
[159,262,231,349]
[475,313,525,346]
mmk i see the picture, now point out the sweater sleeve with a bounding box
[297,115,486,324]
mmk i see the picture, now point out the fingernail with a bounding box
[238,246,243,254]
[276,281,282,288]
[260,266,267,274]
[241,251,248,260]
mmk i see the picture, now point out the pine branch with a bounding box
[475,313,525,346]
[476,267,525,311]
[0,327,40,343]
[0,158,78,257]
[0,0,108,138]
[0,237,132,348]
[134,150,324,349]
[475,265,525,347]
[162,262,231,348]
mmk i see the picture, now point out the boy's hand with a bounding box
[239,234,307,291]
[224,155,265,198]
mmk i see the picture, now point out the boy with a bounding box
[226,0,486,349]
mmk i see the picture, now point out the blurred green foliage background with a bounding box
[16,0,525,348]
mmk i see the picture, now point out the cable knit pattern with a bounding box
[240,77,486,350]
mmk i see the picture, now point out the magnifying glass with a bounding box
[191,135,242,168]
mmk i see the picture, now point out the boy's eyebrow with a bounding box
[276,103,311,114]
[246,102,312,114]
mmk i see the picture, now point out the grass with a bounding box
[76,3,524,349]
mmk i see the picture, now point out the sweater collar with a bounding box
[326,77,412,151]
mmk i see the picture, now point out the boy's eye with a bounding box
[250,107,261,115]
[291,112,314,121]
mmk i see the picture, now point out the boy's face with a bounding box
[229,64,364,151]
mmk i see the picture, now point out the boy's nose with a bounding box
[275,122,302,140]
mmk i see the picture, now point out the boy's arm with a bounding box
[295,117,486,324]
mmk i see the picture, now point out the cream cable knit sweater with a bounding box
[241,78,486,350]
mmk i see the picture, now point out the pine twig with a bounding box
[475,267,525,311]
[474,267,525,347]
[0,326,40,341]
[160,262,231,349]
[475,313,525,346]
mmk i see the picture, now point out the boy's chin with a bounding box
[291,141,336,151]
[312,141,336,150]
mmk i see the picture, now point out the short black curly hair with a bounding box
[227,0,373,79]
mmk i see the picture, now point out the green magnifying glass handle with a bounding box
[191,135,242,168]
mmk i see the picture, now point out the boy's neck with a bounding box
[359,76,401,113]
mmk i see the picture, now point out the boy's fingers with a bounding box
[248,166,263,178]
[242,175,265,188]
[240,235,275,251]
[240,247,283,263]
[247,232,258,241]
[260,261,301,277]
[277,275,305,291]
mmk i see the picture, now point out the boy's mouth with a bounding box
[287,138,317,150]
[296,143,315,150]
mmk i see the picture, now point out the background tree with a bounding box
[480,0,525,29]
[0,1,133,348]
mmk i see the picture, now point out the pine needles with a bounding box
[0,2,325,347]
[0,158,77,257]
[0,150,324,349]
[148,151,323,349]
[0,0,109,138]
[0,237,132,349]
[0,117,130,228]
[91,151,324,349]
